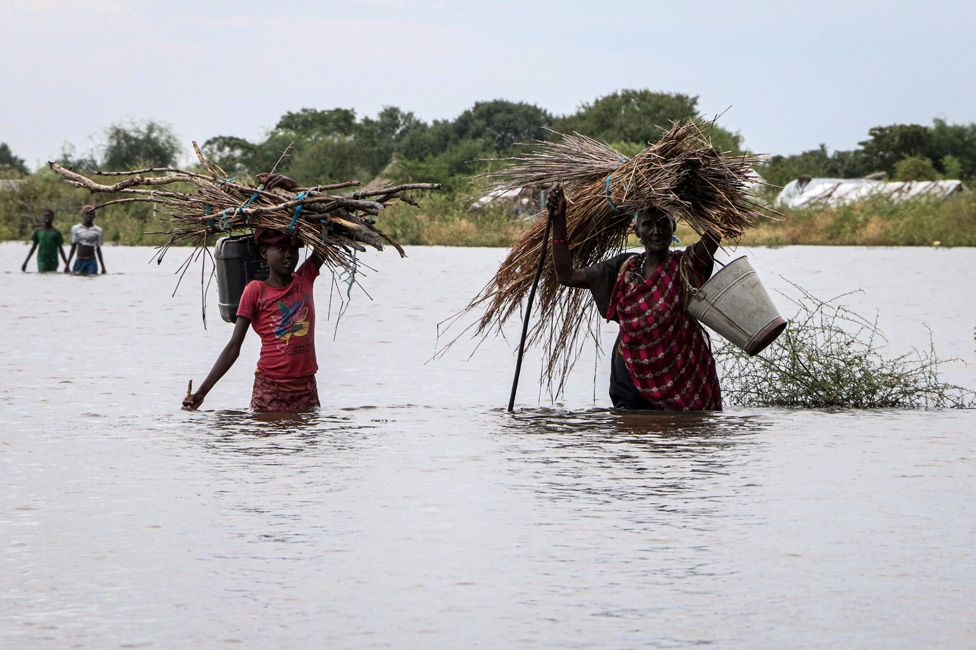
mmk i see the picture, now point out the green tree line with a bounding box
[3,89,976,246]
[3,90,738,182]
[757,119,976,187]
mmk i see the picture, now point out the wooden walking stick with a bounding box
[507,215,553,412]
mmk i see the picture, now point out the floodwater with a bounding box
[1,241,974,648]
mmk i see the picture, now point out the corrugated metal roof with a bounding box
[774,178,968,209]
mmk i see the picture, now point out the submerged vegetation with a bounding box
[715,284,975,409]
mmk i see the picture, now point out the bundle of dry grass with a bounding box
[48,142,440,274]
[457,120,774,395]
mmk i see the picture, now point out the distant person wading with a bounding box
[22,208,69,273]
[66,205,107,275]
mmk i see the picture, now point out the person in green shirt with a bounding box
[21,209,68,273]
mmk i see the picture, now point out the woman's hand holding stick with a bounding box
[548,185,589,289]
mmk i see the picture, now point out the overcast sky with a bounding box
[2,0,974,170]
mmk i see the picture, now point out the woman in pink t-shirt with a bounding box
[183,227,324,413]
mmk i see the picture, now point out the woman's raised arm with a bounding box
[549,185,589,289]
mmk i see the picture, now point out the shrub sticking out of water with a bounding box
[714,284,975,409]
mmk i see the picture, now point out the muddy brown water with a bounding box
[2,242,974,648]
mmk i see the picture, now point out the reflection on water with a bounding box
[2,244,976,648]
[504,405,770,438]
[496,409,769,517]
[200,409,373,448]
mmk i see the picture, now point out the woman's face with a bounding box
[635,212,674,253]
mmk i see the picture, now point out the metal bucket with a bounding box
[687,256,787,356]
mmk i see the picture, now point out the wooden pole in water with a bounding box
[508,216,552,412]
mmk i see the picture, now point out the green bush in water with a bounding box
[714,284,975,408]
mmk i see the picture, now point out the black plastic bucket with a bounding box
[214,234,269,323]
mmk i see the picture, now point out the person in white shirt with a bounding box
[65,205,106,275]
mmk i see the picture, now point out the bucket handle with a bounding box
[681,248,726,303]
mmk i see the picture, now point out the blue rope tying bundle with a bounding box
[237,192,259,225]
[605,174,618,212]
[218,208,233,231]
[288,192,307,233]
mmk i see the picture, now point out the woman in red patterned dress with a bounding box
[549,185,723,411]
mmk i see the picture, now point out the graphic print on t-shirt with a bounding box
[273,297,310,343]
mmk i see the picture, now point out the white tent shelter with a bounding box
[774,177,968,209]
[470,185,545,215]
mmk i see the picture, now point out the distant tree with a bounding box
[756,145,875,188]
[201,136,258,174]
[54,143,99,172]
[274,108,358,140]
[757,145,833,188]
[285,137,365,185]
[390,139,491,191]
[0,142,28,176]
[824,149,870,178]
[941,155,963,180]
[452,100,552,151]
[102,120,181,169]
[371,106,425,142]
[398,119,453,160]
[245,133,303,176]
[893,156,940,181]
[858,124,935,177]
[553,89,699,144]
[355,107,427,178]
[929,119,976,178]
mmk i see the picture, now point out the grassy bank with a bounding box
[0,171,170,246]
[3,172,975,247]
[741,193,976,247]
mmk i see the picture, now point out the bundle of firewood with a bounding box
[49,141,440,274]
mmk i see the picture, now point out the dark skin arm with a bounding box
[687,229,721,277]
[96,245,106,274]
[182,316,251,410]
[309,249,325,271]
[21,240,38,272]
[548,185,590,289]
[64,243,75,273]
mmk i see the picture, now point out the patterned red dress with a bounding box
[584,249,722,411]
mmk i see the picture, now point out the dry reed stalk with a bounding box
[456,120,775,395]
